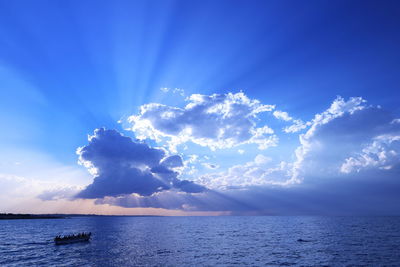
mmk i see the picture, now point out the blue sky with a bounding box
[1,0,400,215]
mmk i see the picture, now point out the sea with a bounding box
[0,216,399,266]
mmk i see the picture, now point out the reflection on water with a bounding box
[1,216,400,266]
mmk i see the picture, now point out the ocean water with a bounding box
[0,216,399,266]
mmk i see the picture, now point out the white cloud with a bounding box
[341,134,400,173]
[391,119,400,124]
[128,92,277,151]
[195,96,400,191]
[187,154,199,163]
[283,120,309,133]
[273,110,308,133]
[275,97,367,135]
[290,96,400,182]
[160,87,185,96]
[196,154,292,189]
[37,186,81,201]
[0,173,81,204]
[0,147,91,211]
[128,95,400,195]
[126,95,400,192]
[19,93,398,215]
[273,110,292,121]
[254,154,272,165]
[292,96,368,181]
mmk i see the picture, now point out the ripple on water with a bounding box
[0,216,400,266]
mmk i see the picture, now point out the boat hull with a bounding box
[55,237,90,245]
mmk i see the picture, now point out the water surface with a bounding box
[1,216,399,266]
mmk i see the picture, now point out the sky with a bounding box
[1,0,400,215]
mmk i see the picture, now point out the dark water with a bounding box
[1,216,399,266]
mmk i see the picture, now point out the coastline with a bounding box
[0,213,164,220]
[0,213,65,220]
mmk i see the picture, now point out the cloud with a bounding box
[94,190,255,212]
[128,92,277,151]
[283,120,309,133]
[160,87,185,96]
[75,128,206,199]
[0,173,81,207]
[273,110,308,133]
[273,110,292,121]
[292,96,400,182]
[190,96,400,192]
[94,170,400,215]
[0,174,38,198]
[202,162,219,169]
[37,186,81,201]
[72,96,400,215]
[340,134,400,173]
[160,155,183,168]
[196,154,291,189]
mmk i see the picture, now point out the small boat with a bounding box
[54,232,91,245]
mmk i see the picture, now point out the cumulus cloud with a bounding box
[128,92,277,151]
[74,96,400,215]
[341,134,400,173]
[292,96,400,182]
[193,96,400,191]
[75,128,206,199]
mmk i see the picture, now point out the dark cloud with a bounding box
[75,128,205,199]
[96,168,400,215]
[95,190,254,212]
[160,155,183,168]
[172,180,206,193]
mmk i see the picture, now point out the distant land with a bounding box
[0,213,65,220]
[0,213,163,220]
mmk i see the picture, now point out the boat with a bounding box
[54,232,91,245]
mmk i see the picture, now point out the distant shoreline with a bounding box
[0,213,163,220]
[0,213,65,220]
